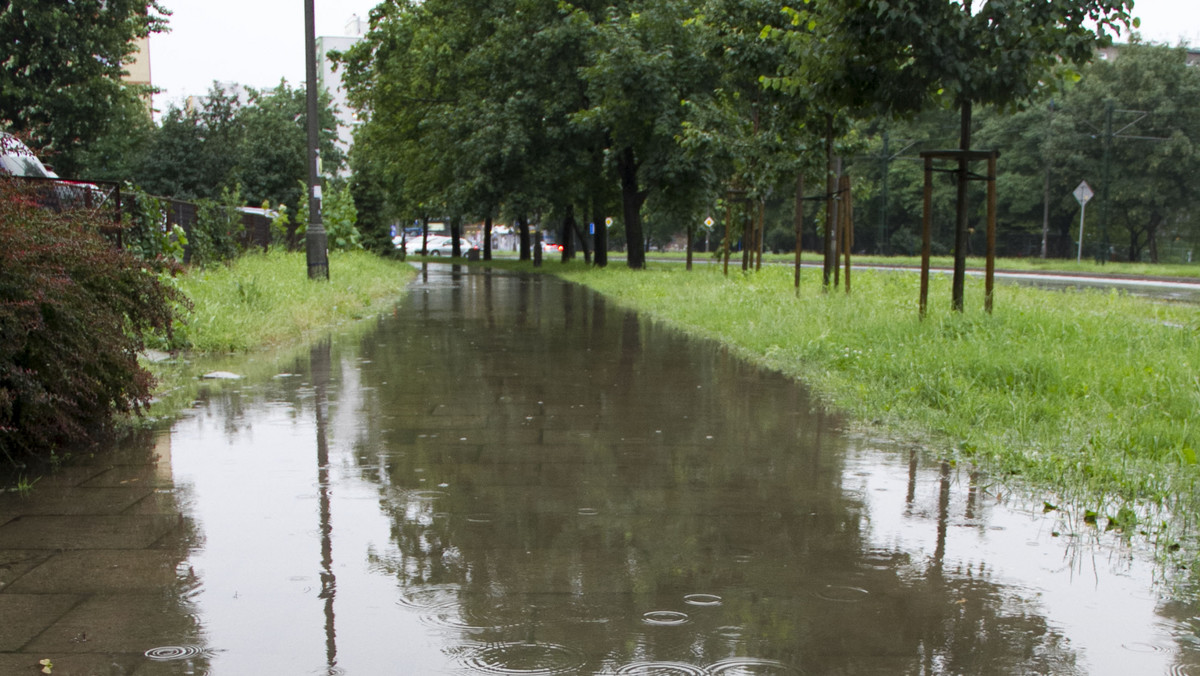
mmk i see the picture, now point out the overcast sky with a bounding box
[147,0,1200,112]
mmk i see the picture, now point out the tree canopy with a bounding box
[0,0,169,176]
[336,0,1159,265]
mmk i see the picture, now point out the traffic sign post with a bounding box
[1073,181,1094,262]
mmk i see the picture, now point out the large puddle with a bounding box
[3,264,1200,675]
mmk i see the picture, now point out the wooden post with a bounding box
[833,183,841,289]
[841,175,853,295]
[823,116,835,289]
[723,197,732,277]
[920,155,933,319]
[985,153,997,314]
[794,172,804,295]
[756,200,765,271]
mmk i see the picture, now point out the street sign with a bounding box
[1074,181,1093,262]
[704,216,714,228]
[1073,181,1093,206]
[605,217,613,227]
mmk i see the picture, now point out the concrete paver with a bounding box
[0,550,54,589]
[0,652,141,676]
[6,550,183,594]
[0,594,80,651]
[0,486,154,518]
[0,515,180,550]
[22,594,200,655]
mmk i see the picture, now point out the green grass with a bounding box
[169,249,416,352]
[141,250,416,422]
[509,258,1200,548]
[643,249,1200,279]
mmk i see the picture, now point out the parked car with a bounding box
[396,234,478,256]
[1,132,109,209]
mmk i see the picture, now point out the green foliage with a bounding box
[89,81,342,218]
[0,181,182,464]
[0,1,168,176]
[235,81,344,211]
[122,191,188,263]
[133,86,242,201]
[322,183,362,250]
[268,202,292,249]
[556,263,1200,517]
[170,250,414,352]
[189,185,246,267]
[1047,42,1200,262]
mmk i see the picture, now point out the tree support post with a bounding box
[985,154,997,314]
[840,174,853,295]
[920,155,933,318]
[919,149,999,318]
[793,172,804,295]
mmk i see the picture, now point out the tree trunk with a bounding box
[617,146,647,269]
[794,171,804,293]
[570,208,592,265]
[484,215,493,261]
[518,216,531,261]
[1148,215,1161,263]
[1040,166,1050,259]
[592,203,607,268]
[561,205,576,262]
[686,224,693,271]
[534,225,543,267]
[823,115,836,289]
[952,100,973,312]
[450,216,462,257]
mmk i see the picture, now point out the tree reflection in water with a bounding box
[348,266,1080,674]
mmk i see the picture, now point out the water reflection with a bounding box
[156,264,1200,675]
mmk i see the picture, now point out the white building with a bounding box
[317,15,367,171]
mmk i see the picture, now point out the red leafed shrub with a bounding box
[0,180,182,463]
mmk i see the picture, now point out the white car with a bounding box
[1,131,108,208]
[396,234,477,256]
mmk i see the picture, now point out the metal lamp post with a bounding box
[305,0,329,280]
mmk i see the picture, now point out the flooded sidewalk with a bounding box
[1,264,1198,675]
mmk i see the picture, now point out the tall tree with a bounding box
[1049,42,1200,262]
[575,0,715,268]
[0,0,168,176]
[235,81,343,210]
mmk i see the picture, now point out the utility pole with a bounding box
[304,0,329,280]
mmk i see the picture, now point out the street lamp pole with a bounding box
[304,0,329,280]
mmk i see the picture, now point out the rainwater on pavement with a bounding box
[2,264,1199,675]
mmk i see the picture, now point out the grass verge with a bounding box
[503,258,1200,551]
[169,249,415,351]
[143,250,416,420]
[641,250,1200,280]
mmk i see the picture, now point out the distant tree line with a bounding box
[333,0,1200,266]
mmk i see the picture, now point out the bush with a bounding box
[0,181,183,464]
[189,185,245,266]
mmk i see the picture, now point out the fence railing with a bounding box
[6,175,298,264]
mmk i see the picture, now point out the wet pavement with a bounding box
[2,264,1199,675]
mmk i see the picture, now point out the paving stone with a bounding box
[0,594,80,651]
[0,515,180,550]
[0,550,55,589]
[21,465,114,490]
[6,550,185,595]
[121,490,189,517]
[0,487,154,518]
[0,652,140,676]
[23,595,201,655]
[80,466,174,490]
